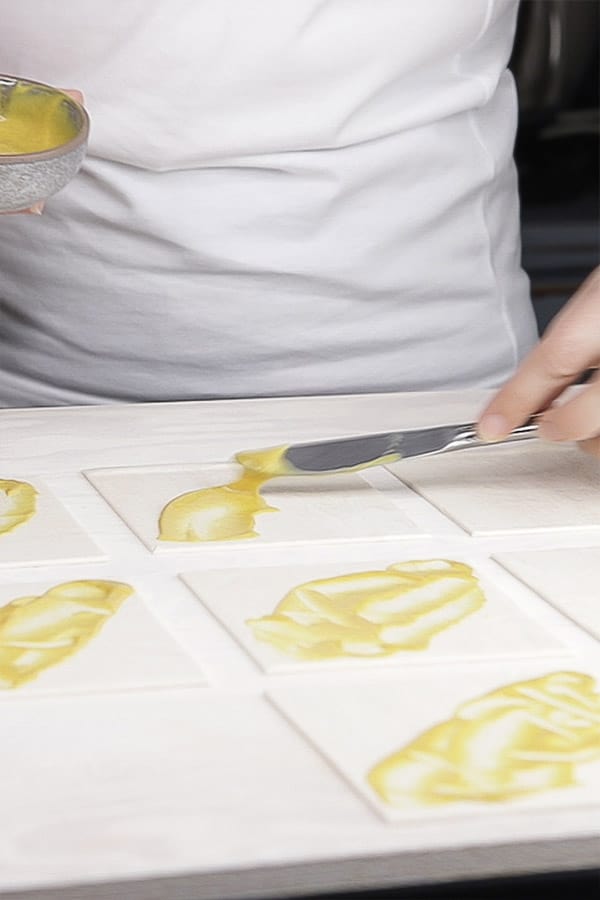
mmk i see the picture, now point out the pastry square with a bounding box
[387,443,600,535]
[495,548,600,642]
[0,477,104,566]
[182,555,564,673]
[0,578,205,696]
[269,661,600,821]
[85,463,423,552]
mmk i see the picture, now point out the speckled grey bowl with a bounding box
[0,75,89,212]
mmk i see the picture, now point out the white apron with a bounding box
[0,0,537,405]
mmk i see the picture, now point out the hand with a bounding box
[0,89,84,216]
[478,266,600,457]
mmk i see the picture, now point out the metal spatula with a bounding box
[279,416,540,474]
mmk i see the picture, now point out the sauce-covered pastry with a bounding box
[0,580,133,688]
[247,559,484,658]
[0,479,37,537]
[157,446,291,542]
[158,441,399,543]
[368,671,600,806]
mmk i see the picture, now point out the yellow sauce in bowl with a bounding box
[0,81,80,155]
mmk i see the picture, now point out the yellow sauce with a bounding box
[158,445,292,542]
[158,442,399,543]
[0,82,78,155]
[368,671,600,807]
[0,580,133,688]
[0,479,37,536]
[246,560,484,658]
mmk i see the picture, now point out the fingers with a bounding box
[63,89,84,104]
[478,267,600,440]
[536,369,600,442]
[579,435,600,458]
[538,368,600,459]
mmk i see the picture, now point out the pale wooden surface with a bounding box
[0,391,599,900]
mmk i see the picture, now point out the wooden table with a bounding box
[0,391,598,900]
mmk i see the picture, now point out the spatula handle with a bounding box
[447,415,541,453]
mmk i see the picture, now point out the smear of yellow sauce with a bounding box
[158,442,399,543]
[0,580,133,688]
[246,560,484,659]
[0,479,37,537]
[0,82,78,154]
[158,445,293,542]
[368,671,600,807]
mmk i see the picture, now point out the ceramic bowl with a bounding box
[0,74,89,212]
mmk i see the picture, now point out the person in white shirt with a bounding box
[0,1,598,454]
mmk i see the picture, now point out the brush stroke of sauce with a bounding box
[0,479,37,537]
[247,559,485,658]
[158,446,291,542]
[368,671,600,806]
[0,580,133,688]
[158,442,399,543]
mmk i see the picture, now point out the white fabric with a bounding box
[0,0,538,405]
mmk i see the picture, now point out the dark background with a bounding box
[510,0,599,333]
